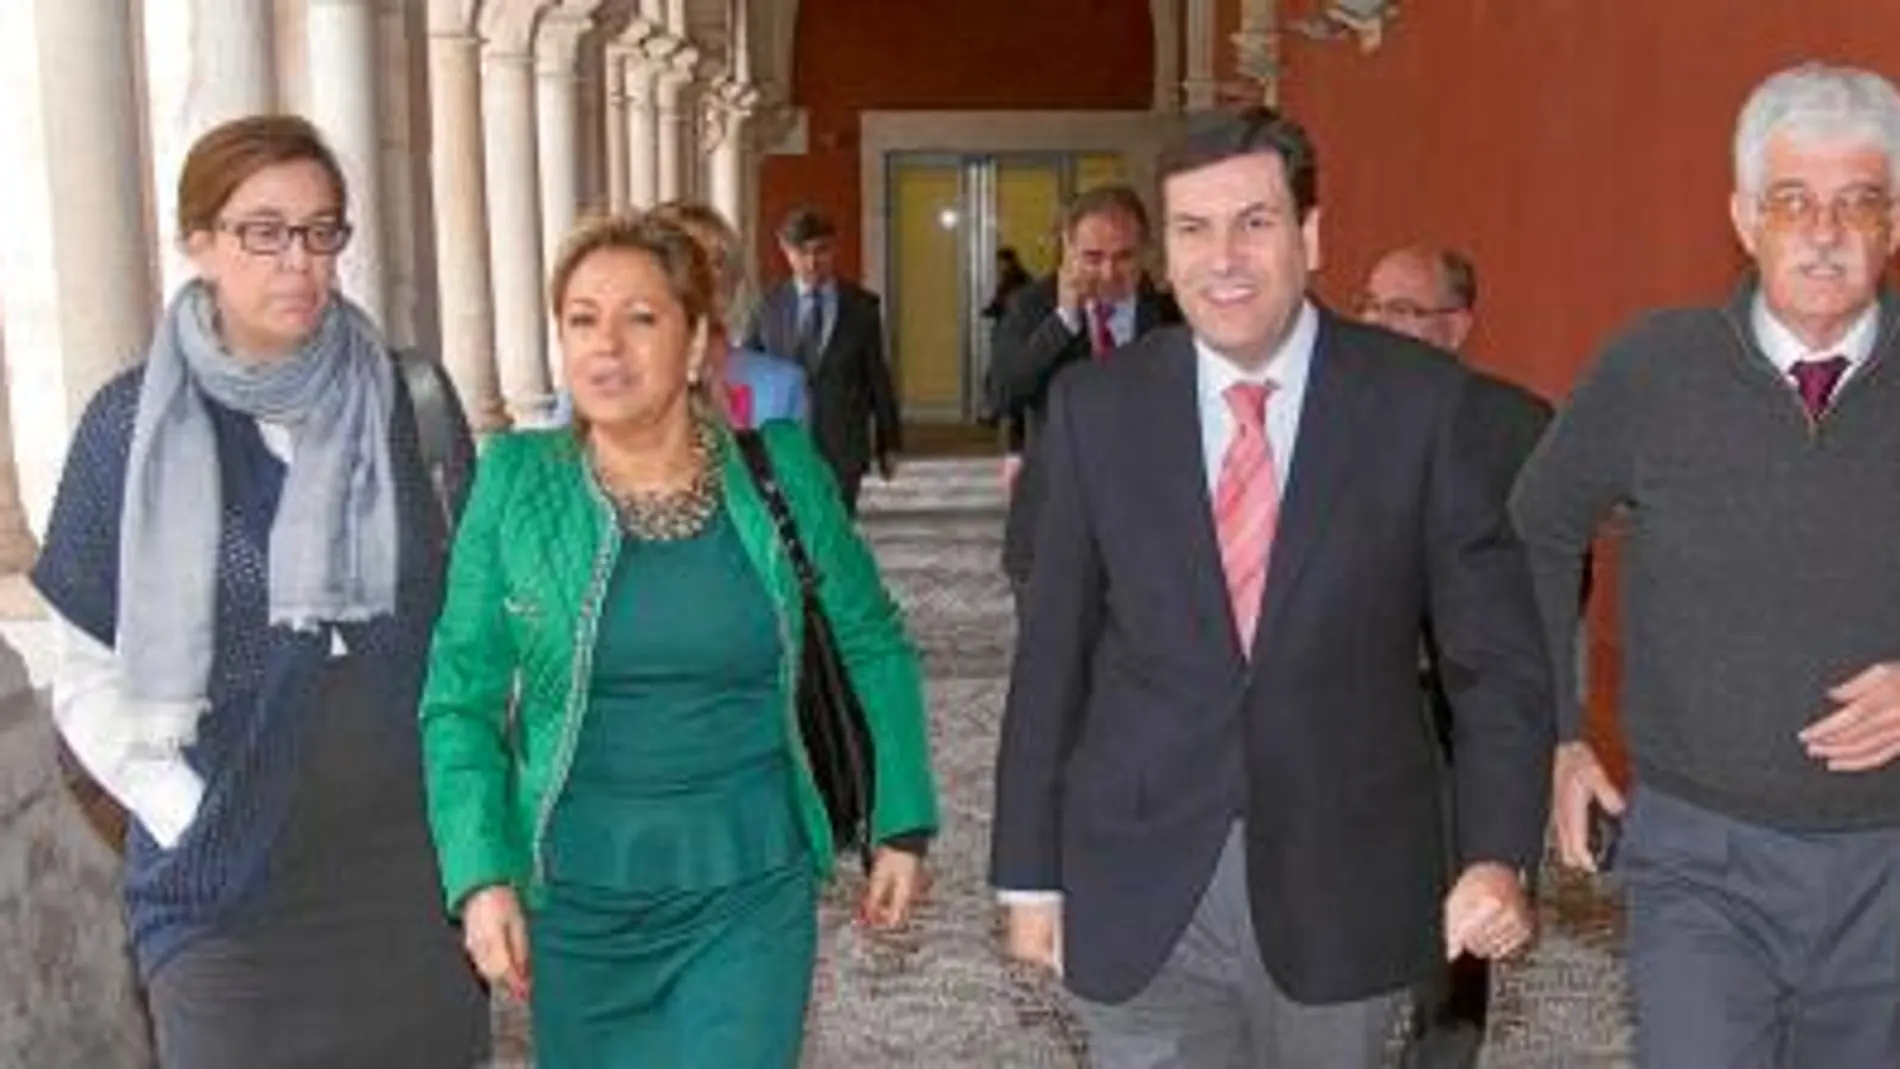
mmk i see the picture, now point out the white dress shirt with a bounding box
[1056,296,1139,348]
[1751,296,1879,391]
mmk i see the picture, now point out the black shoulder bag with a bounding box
[733,431,878,874]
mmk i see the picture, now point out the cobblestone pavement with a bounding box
[493,458,1636,1068]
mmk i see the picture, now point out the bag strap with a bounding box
[392,349,461,536]
[734,430,821,596]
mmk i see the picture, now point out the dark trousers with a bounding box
[1624,786,1900,1068]
[1400,955,1488,1069]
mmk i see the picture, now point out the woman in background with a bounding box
[31,114,487,1067]
[649,199,810,428]
[421,213,938,1066]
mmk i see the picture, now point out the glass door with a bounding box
[886,151,1132,426]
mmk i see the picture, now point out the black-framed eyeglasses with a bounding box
[1353,295,1463,320]
[217,218,354,256]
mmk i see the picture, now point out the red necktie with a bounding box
[1214,382,1280,654]
[1791,356,1848,421]
[1089,302,1116,358]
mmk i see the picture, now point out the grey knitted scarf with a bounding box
[118,281,398,704]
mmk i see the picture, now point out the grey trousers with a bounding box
[1623,786,1900,1069]
[1072,825,1403,1069]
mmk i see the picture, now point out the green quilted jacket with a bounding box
[420,422,939,913]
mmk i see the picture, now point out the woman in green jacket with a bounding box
[420,213,938,1067]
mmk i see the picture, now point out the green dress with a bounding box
[529,508,815,1068]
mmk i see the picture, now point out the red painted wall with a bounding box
[757,0,1154,281]
[1243,1,1900,770]
[1272,2,1900,397]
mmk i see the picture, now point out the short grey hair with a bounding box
[1734,62,1900,196]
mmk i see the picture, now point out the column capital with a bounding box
[534,8,594,76]
[639,29,687,66]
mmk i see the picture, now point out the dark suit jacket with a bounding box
[744,280,901,478]
[987,276,1181,580]
[1423,370,1553,752]
[989,313,1554,1005]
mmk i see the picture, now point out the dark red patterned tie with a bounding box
[1089,302,1116,358]
[1791,356,1849,421]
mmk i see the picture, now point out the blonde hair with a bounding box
[547,212,719,329]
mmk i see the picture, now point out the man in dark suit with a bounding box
[1358,244,1552,1069]
[990,108,1554,1067]
[743,206,900,514]
[987,184,1179,613]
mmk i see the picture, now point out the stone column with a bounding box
[1183,0,1217,110]
[602,44,631,210]
[426,20,507,433]
[306,0,390,325]
[536,8,594,381]
[0,341,37,573]
[378,0,434,353]
[482,44,553,425]
[624,52,661,209]
[0,0,156,535]
[705,79,756,232]
[0,642,152,1065]
[142,0,277,300]
[652,45,696,202]
[1149,0,1183,111]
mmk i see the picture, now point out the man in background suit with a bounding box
[987,184,1179,614]
[1358,244,1552,1069]
[743,206,901,514]
[990,108,1554,1067]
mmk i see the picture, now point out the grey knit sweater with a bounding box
[1512,283,1900,831]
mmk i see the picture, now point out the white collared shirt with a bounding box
[795,281,839,351]
[1751,296,1879,392]
[1194,299,1319,495]
[1056,296,1139,348]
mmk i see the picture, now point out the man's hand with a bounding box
[1003,900,1062,976]
[1443,862,1533,961]
[1801,661,1900,772]
[1552,739,1625,871]
[1055,246,1094,317]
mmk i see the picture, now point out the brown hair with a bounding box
[647,200,743,300]
[1157,106,1319,222]
[546,212,719,331]
[175,114,348,238]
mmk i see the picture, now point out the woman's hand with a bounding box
[858,847,926,930]
[462,884,532,1000]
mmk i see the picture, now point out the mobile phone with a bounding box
[1586,804,1622,872]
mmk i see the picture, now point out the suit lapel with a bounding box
[1134,284,1167,338]
[1143,334,1248,668]
[1249,314,1372,660]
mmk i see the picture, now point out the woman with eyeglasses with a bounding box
[30,114,489,1067]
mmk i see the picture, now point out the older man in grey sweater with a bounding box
[1513,62,1900,1068]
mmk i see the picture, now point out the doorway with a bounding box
[885,151,1126,427]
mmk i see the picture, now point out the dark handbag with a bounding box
[733,431,878,874]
